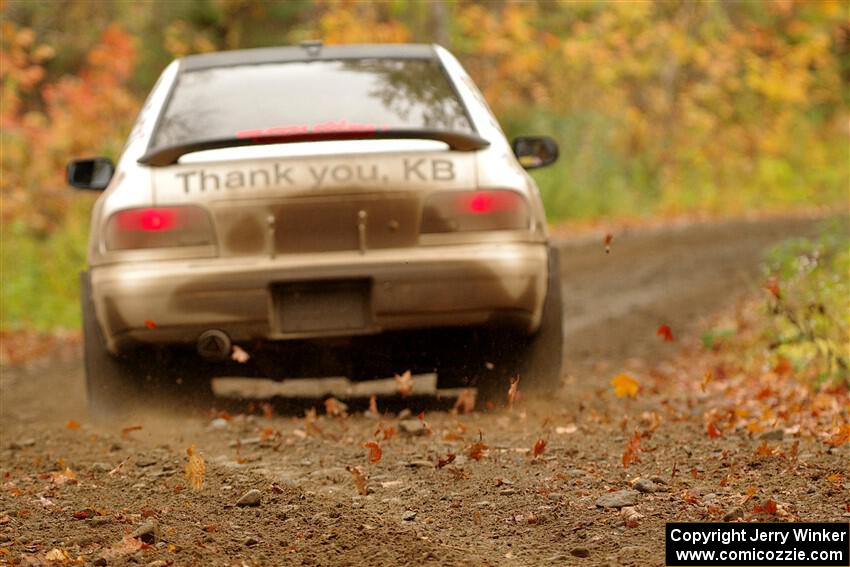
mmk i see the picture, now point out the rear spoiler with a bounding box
[138,129,490,166]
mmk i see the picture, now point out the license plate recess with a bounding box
[272,280,371,335]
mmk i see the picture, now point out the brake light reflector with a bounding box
[421,190,530,233]
[105,206,214,250]
[115,208,178,232]
[140,209,174,231]
[468,192,492,214]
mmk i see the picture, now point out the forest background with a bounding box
[1,0,848,331]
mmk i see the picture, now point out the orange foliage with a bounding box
[1,22,139,232]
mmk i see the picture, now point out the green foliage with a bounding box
[701,328,736,350]
[1,200,92,331]
[763,218,850,386]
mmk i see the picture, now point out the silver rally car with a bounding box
[67,42,563,412]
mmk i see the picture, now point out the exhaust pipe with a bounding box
[196,329,232,361]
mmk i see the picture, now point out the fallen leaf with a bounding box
[773,356,792,375]
[108,457,129,476]
[414,412,432,436]
[395,370,413,397]
[65,420,81,430]
[754,499,778,515]
[532,438,546,458]
[121,425,143,438]
[453,388,476,415]
[682,489,702,505]
[621,506,643,528]
[184,445,205,491]
[324,397,348,417]
[367,394,379,417]
[755,440,777,458]
[611,373,639,398]
[436,453,456,469]
[44,548,70,561]
[765,276,781,299]
[622,429,641,468]
[51,467,77,486]
[468,442,488,461]
[260,402,274,418]
[449,467,472,482]
[231,345,250,363]
[362,441,382,464]
[825,424,849,446]
[375,424,395,441]
[346,466,369,495]
[741,485,759,504]
[507,377,521,409]
[656,324,674,341]
[99,536,144,561]
[304,408,323,436]
[259,427,278,441]
[706,419,722,439]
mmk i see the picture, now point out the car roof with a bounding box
[180,43,439,72]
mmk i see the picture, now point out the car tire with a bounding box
[477,245,564,402]
[82,272,215,415]
[517,245,564,392]
[81,271,142,416]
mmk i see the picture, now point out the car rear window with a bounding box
[150,58,474,150]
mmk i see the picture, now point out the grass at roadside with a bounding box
[1,200,92,332]
[661,235,849,453]
[762,218,849,387]
[686,219,849,446]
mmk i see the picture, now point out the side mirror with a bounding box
[67,157,114,190]
[511,136,559,169]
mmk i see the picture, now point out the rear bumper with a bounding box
[90,242,548,354]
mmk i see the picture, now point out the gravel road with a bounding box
[2,214,846,566]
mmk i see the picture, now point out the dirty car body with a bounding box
[69,43,562,410]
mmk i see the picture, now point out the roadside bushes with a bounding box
[763,219,850,387]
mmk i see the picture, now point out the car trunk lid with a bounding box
[150,144,477,256]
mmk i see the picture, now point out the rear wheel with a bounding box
[476,246,564,402]
[82,273,214,416]
[81,272,142,416]
[515,245,564,392]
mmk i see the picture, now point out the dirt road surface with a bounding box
[2,215,847,566]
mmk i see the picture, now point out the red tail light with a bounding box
[421,190,530,233]
[115,208,177,232]
[105,206,214,250]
